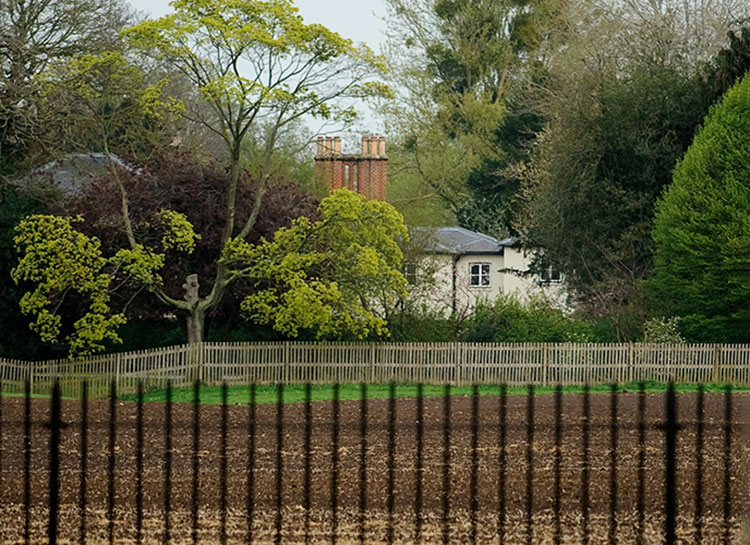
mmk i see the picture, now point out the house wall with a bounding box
[409,248,566,317]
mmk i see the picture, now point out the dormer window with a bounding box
[469,263,491,287]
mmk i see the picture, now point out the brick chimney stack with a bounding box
[315,135,388,200]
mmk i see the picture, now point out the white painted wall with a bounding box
[407,247,567,316]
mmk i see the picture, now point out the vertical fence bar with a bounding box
[303,383,312,545]
[0,379,2,544]
[220,382,228,545]
[722,385,732,545]
[694,384,704,545]
[192,381,201,545]
[609,383,618,545]
[274,384,284,545]
[553,384,562,545]
[581,384,590,545]
[637,382,646,545]
[136,381,144,545]
[247,384,256,545]
[24,379,31,545]
[108,380,117,545]
[415,383,424,544]
[358,383,368,545]
[331,383,340,545]
[79,382,88,545]
[387,382,397,545]
[525,385,535,545]
[498,384,507,545]
[469,384,480,545]
[48,379,61,545]
[163,381,172,545]
[664,382,677,545]
[441,384,451,545]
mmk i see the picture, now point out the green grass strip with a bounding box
[118,381,748,405]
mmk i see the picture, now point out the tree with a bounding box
[701,26,750,107]
[12,188,407,354]
[516,0,750,338]
[69,147,319,334]
[649,72,750,342]
[34,51,183,164]
[228,189,408,339]
[382,0,565,236]
[0,0,133,174]
[110,0,390,344]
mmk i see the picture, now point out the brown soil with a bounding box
[0,392,747,544]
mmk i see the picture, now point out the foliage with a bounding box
[225,189,409,340]
[649,72,750,342]
[387,308,459,342]
[0,0,133,174]
[35,51,183,162]
[11,215,126,355]
[642,317,686,344]
[11,203,202,355]
[701,26,750,107]
[516,0,750,338]
[116,0,390,343]
[462,295,597,343]
[0,182,61,358]
[70,147,319,327]
[382,0,565,237]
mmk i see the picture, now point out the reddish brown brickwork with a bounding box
[314,136,388,200]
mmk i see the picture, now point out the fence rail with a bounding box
[1,341,749,398]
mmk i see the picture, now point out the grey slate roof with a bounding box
[411,226,516,255]
[29,153,132,196]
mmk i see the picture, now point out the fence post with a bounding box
[712,345,721,384]
[454,342,462,386]
[283,342,289,384]
[28,360,34,395]
[369,342,376,383]
[116,352,122,391]
[627,343,633,384]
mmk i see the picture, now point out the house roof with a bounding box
[411,226,516,255]
[28,153,133,196]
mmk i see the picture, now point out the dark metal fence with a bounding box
[0,380,745,544]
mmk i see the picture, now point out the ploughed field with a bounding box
[0,391,747,544]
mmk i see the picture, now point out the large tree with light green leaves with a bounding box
[649,72,750,342]
[13,189,408,355]
[12,0,393,353]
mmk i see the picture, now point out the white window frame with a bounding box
[469,262,491,288]
[404,261,418,285]
[540,265,562,284]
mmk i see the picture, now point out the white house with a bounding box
[405,226,566,317]
[311,136,566,315]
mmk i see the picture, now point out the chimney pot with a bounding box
[378,136,386,156]
[369,136,378,155]
[333,136,341,155]
[361,136,368,155]
[325,137,333,154]
[316,136,324,156]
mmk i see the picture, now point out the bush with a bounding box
[461,295,598,343]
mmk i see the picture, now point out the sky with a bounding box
[126,0,391,134]
[127,0,389,52]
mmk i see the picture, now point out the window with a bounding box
[404,262,418,285]
[469,262,491,287]
[540,265,562,284]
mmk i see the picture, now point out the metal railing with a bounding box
[0,380,744,544]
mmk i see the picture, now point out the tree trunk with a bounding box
[186,310,205,344]
[183,273,204,344]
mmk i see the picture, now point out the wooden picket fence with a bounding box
[1,342,749,398]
